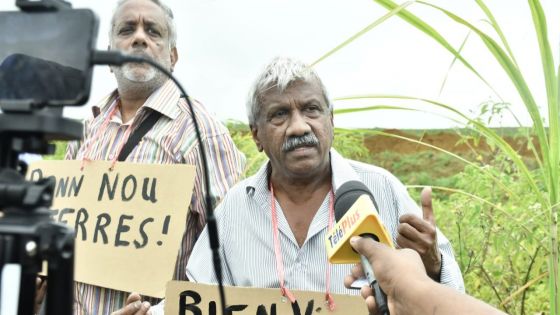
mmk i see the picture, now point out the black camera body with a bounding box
[15,0,71,11]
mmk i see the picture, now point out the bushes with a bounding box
[437,161,548,314]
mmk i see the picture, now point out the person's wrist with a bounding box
[390,266,432,298]
[393,275,434,313]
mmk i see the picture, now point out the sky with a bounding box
[1,0,559,129]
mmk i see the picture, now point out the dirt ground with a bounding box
[363,129,538,157]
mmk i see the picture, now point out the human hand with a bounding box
[397,186,441,280]
[110,292,152,315]
[34,276,47,314]
[344,237,430,315]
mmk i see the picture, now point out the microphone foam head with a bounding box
[334,180,377,222]
[327,181,394,264]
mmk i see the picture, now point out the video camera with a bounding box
[0,1,98,314]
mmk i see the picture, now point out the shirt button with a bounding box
[108,154,114,159]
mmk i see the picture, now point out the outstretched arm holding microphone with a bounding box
[345,236,507,315]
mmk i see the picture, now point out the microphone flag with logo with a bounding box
[326,180,394,263]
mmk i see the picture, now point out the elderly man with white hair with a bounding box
[185,57,465,306]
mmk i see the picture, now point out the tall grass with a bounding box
[312,0,559,313]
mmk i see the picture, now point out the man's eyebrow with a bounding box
[115,19,166,34]
[265,102,288,111]
[116,20,137,28]
[302,98,322,105]
[143,20,160,27]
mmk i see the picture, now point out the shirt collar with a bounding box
[245,148,361,199]
[93,79,182,120]
[330,148,361,192]
[245,159,270,198]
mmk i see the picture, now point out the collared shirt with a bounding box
[185,149,465,295]
[65,79,246,315]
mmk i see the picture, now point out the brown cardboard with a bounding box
[165,281,368,314]
[27,160,195,298]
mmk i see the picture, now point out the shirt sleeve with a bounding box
[186,199,235,285]
[179,130,245,279]
[65,140,79,160]
[65,117,89,160]
[436,227,466,292]
[182,128,246,219]
[185,179,237,285]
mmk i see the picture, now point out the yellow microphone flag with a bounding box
[326,195,394,264]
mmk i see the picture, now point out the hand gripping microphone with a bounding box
[326,180,393,315]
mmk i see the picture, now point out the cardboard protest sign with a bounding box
[165,281,368,315]
[27,160,195,298]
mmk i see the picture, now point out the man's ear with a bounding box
[170,47,178,72]
[250,124,263,152]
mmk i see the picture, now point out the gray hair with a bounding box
[109,0,177,49]
[246,57,333,126]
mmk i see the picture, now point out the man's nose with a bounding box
[286,111,312,136]
[131,28,148,48]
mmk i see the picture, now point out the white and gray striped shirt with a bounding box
[186,149,465,295]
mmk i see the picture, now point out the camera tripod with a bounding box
[0,109,81,315]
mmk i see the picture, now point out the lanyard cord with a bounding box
[269,184,336,311]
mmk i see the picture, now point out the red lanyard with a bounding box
[80,98,134,170]
[269,184,336,311]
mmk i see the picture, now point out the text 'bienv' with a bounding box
[29,168,158,203]
[179,290,326,315]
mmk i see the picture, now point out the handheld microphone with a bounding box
[326,180,393,315]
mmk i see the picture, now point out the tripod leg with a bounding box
[18,272,36,315]
[0,234,36,315]
[45,228,74,315]
[0,235,18,315]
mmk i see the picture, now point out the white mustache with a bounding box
[282,133,319,152]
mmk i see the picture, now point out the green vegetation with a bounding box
[437,160,548,314]
[309,0,558,313]
[45,141,68,160]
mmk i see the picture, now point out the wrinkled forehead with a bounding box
[258,79,327,107]
[112,0,168,31]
